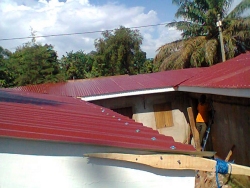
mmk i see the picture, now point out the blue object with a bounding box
[215,158,232,188]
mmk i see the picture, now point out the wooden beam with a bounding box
[85,153,250,177]
[225,145,235,162]
[187,107,201,151]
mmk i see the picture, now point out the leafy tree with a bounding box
[0,46,14,87]
[93,26,146,76]
[60,50,94,80]
[154,0,250,70]
[9,42,64,86]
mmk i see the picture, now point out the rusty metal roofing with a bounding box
[0,89,195,153]
[180,52,250,88]
[13,68,203,98]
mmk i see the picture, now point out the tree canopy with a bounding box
[60,50,95,80]
[7,42,64,86]
[154,0,250,70]
[0,46,13,87]
[0,26,155,88]
[92,26,147,76]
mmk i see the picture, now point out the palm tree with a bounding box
[154,0,250,70]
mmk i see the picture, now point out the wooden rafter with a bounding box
[85,153,250,176]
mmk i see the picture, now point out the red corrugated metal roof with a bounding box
[13,68,203,97]
[180,52,250,88]
[0,89,195,153]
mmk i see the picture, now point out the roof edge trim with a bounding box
[81,87,175,101]
[178,86,250,98]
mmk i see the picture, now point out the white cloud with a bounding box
[0,0,179,58]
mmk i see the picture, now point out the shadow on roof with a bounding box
[0,90,62,106]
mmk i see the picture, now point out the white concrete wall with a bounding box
[93,92,190,143]
[0,138,195,188]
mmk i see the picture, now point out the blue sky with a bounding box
[0,0,242,58]
[89,0,178,21]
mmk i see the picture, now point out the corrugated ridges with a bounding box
[13,68,203,97]
[180,52,250,88]
[0,89,195,152]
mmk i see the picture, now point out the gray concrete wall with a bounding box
[92,92,191,143]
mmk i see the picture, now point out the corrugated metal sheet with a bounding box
[13,68,203,97]
[180,52,250,88]
[0,89,195,153]
[12,53,250,97]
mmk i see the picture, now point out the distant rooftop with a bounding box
[12,52,250,99]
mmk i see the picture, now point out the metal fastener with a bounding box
[170,146,176,150]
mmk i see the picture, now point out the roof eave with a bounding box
[81,87,175,101]
[178,86,250,98]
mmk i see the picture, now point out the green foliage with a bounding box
[60,50,95,80]
[1,26,156,87]
[8,42,64,86]
[155,0,250,70]
[0,46,14,87]
[93,26,147,76]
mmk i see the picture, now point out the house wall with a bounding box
[92,92,190,143]
[189,93,250,166]
[0,138,195,188]
[91,91,250,166]
[211,96,250,166]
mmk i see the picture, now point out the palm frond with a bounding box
[190,40,206,67]
[204,39,219,66]
[155,0,249,70]
[227,0,250,19]
[182,36,206,62]
[154,39,183,64]
[167,21,192,30]
[160,50,184,70]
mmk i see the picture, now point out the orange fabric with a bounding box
[196,103,209,122]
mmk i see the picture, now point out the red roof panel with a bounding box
[0,89,195,153]
[180,52,250,88]
[13,68,203,97]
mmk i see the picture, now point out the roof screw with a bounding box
[124,122,129,125]
[136,129,140,133]
[118,118,121,121]
[101,109,105,112]
[170,146,176,150]
[151,137,156,141]
[113,115,116,118]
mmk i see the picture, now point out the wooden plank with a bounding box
[187,107,201,151]
[154,150,215,157]
[154,103,173,128]
[85,153,250,176]
[225,145,235,162]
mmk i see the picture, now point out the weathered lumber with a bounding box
[225,145,235,162]
[85,153,250,176]
[187,107,201,151]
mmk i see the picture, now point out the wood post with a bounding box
[225,145,235,162]
[187,107,202,151]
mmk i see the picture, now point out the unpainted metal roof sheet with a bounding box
[13,68,203,97]
[180,52,250,88]
[0,89,195,153]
